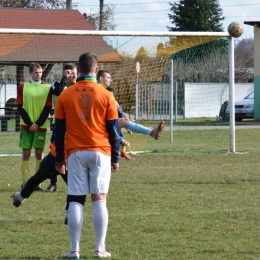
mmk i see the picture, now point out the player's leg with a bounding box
[21,149,31,187]
[119,117,165,139]
[119,130,131,160]
[64,195,86,259]
[19,130,33,189]
[34,132,47,191]
[12,152,58,207]
[46,175,57,192]
[120,144,131,159]
[119,117,150,134]
[88,151,111,257]
[126,120,165,140]
[63,151,89,259]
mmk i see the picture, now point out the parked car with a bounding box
[225,91,254,121]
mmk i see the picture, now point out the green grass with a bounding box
[1,120,259,154]
[1,128,260,259]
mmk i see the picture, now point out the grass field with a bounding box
[0,118,258,155]
[1,127,260,259]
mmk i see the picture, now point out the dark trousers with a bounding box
[21,152,67,198]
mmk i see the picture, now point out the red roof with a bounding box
[0,8,94,30]
[0,8,121,63]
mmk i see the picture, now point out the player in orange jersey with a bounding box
[54,52,129,259]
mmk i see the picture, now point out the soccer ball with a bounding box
[228,21,244,38]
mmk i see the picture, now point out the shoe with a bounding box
[94,250,111,258]
[12,191,22,207]
[63,251,80,259]
[46,183,57,193]
[34,186,44,192]
[150,121,165,140]
[121,151,131,160]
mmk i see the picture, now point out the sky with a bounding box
[75,0,260,39]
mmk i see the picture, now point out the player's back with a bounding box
[55,79,118,156]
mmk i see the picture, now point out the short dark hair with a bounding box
[63,63,75,71]
[97,69,110,82]
[29,63,42,73]
[78,53,98,75]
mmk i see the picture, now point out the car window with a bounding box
[245,92,254,99]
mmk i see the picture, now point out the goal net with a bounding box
[0,29,235,155]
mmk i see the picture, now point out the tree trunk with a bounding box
[66,0,72,9]
[99,0,104,30]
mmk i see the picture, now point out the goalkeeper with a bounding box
[97,70,165,160]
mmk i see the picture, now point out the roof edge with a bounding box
[244,21,260,27]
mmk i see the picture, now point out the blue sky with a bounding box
[75,0,259,39]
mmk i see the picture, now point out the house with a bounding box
[0,8,121,130]
[0,8,120,79]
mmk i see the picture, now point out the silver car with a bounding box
[225,91,254,121]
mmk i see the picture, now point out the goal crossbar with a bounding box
[0,28,230,37]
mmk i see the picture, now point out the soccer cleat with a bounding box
[12,192,22,207]
[46,183,57,193]
[121,151,131,160]
[150,121,165,140]
[94,250,111,258]
[63,251,80,259]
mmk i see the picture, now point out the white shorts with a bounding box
[67,150,111,195]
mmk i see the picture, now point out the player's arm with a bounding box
[53,118,66,162]
[53,95,66,174]
[52,76,68,96]
[17,105,33,126]
[17,84,33,127]
[106,119,124,164]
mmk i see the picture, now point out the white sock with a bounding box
[67,202,83,252]
[92,200,108,251]
[18,192,25,203]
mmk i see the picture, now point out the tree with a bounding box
[0,0,67,8]
[83,4,116,31]
[168,0,224,32]
[135,47,148,62]
[234,38,254,83]
[235,38,254,69]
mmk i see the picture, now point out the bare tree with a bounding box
[83,4,116,31]
[235,38,254,68]
[234,38,254,83]
[0,0,67,8]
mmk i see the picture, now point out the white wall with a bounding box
[0,84,17,116]
[184,83,254,118]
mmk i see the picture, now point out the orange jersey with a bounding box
[55,77,118,157]
[49,141,68,159]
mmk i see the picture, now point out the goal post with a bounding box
[0,28,237,155]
